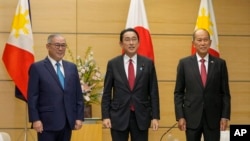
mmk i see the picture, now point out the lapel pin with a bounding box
[140,64,144,71]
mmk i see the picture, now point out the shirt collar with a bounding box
[124,54,137,63]
[48,55,62,66]
[196,53,209,62]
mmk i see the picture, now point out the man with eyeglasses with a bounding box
[101,28,160,141]
[27,34,84,141]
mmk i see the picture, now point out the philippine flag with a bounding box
[191,0,220,57]
[2,0,34,101]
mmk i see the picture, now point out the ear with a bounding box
[46,43,50,49]
[191,41,195,47]
[209,39,212,46]
[119,41,123,48]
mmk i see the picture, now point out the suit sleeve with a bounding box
[101,61,113,119]
[27,64,40,122]
[174,60,185,121]
[74,64,84,120]
[150,62,160,119]
[220,60,231,119]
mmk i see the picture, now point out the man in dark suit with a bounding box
[27,34,84,141]
[174,28,231,141]
[101,28,160,141]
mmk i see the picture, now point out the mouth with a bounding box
[200,46,207,50]
[128,46,135,50]
[57,52,65,56]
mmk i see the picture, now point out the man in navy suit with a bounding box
[101,28,160,141]
[27,34,84,141]
[174,28,231,141]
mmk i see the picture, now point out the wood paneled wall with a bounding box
[0,0,249,140]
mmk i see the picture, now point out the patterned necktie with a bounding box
[200,59,207,87]
[56,62,64,89]
[128,59,135,90]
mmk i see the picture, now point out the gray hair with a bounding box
[47,34,64,43]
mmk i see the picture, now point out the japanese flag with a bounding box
[125,0,154,61]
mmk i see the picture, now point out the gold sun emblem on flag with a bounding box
[12,5,30,38]
[196,7,213,35]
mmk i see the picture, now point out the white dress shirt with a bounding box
[123,54,137,78]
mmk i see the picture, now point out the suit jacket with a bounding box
[28,57,83,131]
[174,54,231,129]
[101,55,160,131]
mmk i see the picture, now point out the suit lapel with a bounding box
[191,55,204,88]
[62,61,70,90]
[206,55,216,87]
[116,55,145,91]
[43,57,64,90]
[134,56,143,89]
[116,56,131,90]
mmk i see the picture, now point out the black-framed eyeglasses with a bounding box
[123,37,138,43]
[49,43,67,49]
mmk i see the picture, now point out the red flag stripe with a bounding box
[3,44,34,100]
[134,26,154,61]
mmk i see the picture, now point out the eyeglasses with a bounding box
[123,37,138,43]
[49,43,67,49]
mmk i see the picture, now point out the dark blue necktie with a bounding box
[56,62,64,89]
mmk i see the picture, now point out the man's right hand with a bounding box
[33,120,43,133]
[178,118,186,131]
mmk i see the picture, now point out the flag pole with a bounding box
[24,103,36,141]
[24,103,28,141]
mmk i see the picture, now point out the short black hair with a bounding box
[119,28,140,42]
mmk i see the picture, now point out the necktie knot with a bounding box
[200,59,205,63]
[56,62,60,67]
